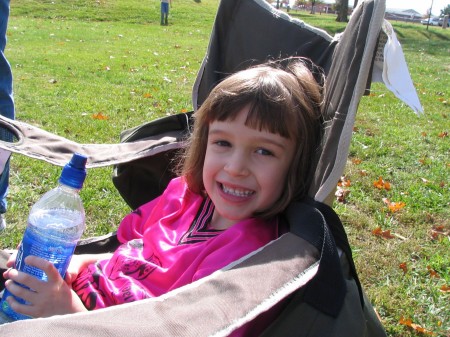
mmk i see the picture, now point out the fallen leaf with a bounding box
[180,108,188,113]
[92,112,109,120]
[440,285,450,293]
[335,186,350,203]
[399,262,408,274]
[373,177,391,190]
[421,131,427,137]
[382,198,406,213]
[372,227,395,239]
[427,266,440,279]
[359,170,368,176]
[399,317,435,336]
[143,93,153,98]
[337,176,351,187]
[352,158,362,165]
[438,131,448,138]
[430,225,449,240]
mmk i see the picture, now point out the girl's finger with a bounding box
[24,255,61,283]
[4,279,35,303]
[4,268,38,289]
[5,294,35,318]
[6,250,17,268]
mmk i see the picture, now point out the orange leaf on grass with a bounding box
[351,158,362,165]
[373,177,391,190]
[427,266,440,279]
[92,112,109,120]
[143,93,153,98]
[399,262,408,274]
[337,176,351,187]
[440,285,450,293]
[372,227,395,239]
[382,198,406,213]
[359,169,368,176]
[438,131,448,138]
[430,225,449,240]
[399,317,435,336]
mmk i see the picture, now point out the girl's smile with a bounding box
[220,183,255,198]
[203,106,295,230]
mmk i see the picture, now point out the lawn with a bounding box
[1,0,449,335]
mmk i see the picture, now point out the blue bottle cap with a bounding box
[59,153,88,189]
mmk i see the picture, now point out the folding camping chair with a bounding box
[0,0,422,335]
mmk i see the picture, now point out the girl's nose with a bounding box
[224,151,249,176]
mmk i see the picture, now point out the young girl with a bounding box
[2,58,324,319]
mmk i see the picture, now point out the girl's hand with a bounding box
[3,255,87,318]
[6,249,17,268]
[65,253,113,285]
[64,254,88,286]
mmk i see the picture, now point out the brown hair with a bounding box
[180,58,324,218]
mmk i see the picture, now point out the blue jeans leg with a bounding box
[161,2,169,25]
[0,0,14,215]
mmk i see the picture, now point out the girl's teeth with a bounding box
[222,184,254,197]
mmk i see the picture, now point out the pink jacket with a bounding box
[73,177,279,310]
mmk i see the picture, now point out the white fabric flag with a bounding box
[372,20,423,115]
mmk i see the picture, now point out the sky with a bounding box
[385,0,448,16]
[320,0,449,16]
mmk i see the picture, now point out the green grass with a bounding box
[1,1,449,335]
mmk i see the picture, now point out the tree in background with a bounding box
[292,0,326,14]
[310,0,316,13]
[335,0,349,22]
[441,4,450,16]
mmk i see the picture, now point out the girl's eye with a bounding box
[256,148,274,156]
[214,140,231,147]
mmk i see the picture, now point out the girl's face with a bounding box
[203,106,295,230]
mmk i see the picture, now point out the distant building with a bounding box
[385,8,422,22]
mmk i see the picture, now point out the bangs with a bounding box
[205,70,298,139]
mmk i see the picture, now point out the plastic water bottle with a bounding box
[0,153,87,321]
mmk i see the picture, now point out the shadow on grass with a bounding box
[288,12,346,35]
[393,22,450,40]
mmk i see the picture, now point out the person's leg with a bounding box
[0,0,14,231]
[161,2,169,25]
[160,2,166,25]
[165,4,169,25]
